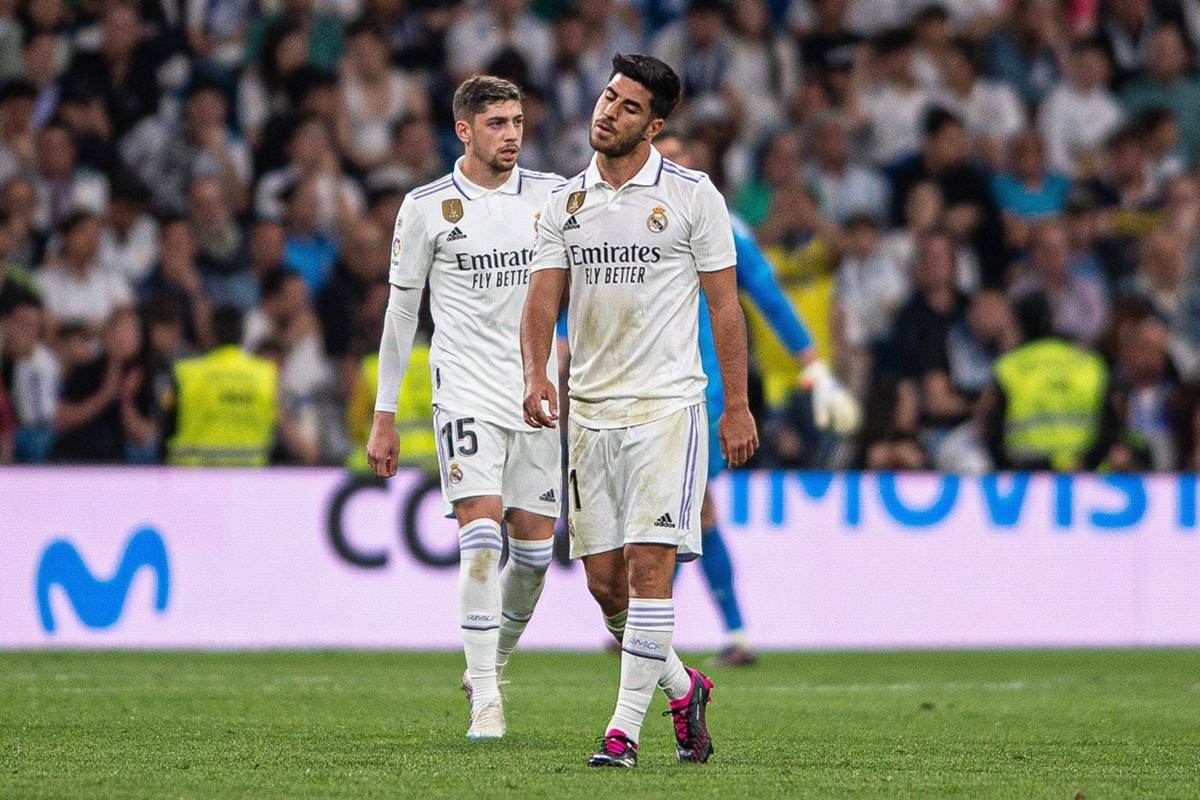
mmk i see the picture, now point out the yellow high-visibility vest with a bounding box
[994,338,1107,471]
[168,346,278,467]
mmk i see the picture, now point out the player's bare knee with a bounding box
[625,544,676,599]
[454,495,503,526]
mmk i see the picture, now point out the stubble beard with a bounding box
[590,120,648,158]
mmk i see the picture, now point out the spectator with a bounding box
[992,129,1072,249]
[1037,36,1123,177]
[245,218,287,285]
[22,28,62,129]
[651,0,733,107]
[185,0,256,79]
[1097,0,1185,87]
[735,129,802,228]
[881,178,981,293]
[243,267,331,464]
[188,176,253,310]
[1082,124,1161,238]
[984,0,1064,107]
[890,107,1006,286]
[934,37,1026,170]
[97,172,158,290]
[3,175,46,269]
[1118,227,1187,328]
[861,27,935,167]
[889,230,970,456]
[802,109,890,224]
[0,79,37,186]
[366,114,444,196]
[1136,106,1186,187]
[724,0,797,139]
[0,209,39,308]
[31,119,109,232]
[140,216,214,349]
[544,13,609,175]
[254,112,363,236]
[35,211,132,338]
[0,289,59,461]
[443,0,552,86]
[1120,24,1200,168]
[833,212,906,400]
[163,305,280,466]
[910,5,952,90]
[238,20,311,149]
[333,19,429,171]
[1010,218,1109,346]
[122,76,252,216]
[59,1,166,138]
[980,291,1108,471]
[50,306,154,463]
[245,0,344,73]
[1090,313,1190,470]
[56,85,121,177]
[315,217,386,358]
[797,0,862,76]
[281,176,339,294]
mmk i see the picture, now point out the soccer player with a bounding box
[366,76,564,740]
[521,53,756,767]
[656,133,861,666]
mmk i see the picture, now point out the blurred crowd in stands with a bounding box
[1,0,1199,471]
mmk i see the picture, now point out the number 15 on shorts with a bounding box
[440,417,478,457]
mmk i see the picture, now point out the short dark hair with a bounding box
[1013,292,1054,342]
[923,106,963,138]
[211,305,244,347]
[0,284,40,317]
[452,75,523,122]
[610,53,682,120]
[59,209,99,237]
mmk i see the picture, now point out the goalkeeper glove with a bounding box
[800,360,862,435]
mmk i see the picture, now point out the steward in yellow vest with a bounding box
[985,293,1107,471]
[345,342,438,473]
[165,307,279,467]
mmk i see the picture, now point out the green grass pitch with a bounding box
[3,649,1199,799]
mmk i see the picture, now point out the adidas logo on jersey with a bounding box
[539,489,556,503]
[653,513,675,528]
[447,227,468,241]
[563,216,580,231]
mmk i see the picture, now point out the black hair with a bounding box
[343,17,387,41]
[259,267,300,300]
[872,27,915,57]
[0,284,41,317]
[59,209,99,237]
[609,53,682,120]
[452,74,523,122]
[1013,292,1054,342]
[0,79,37,104]
[211,305,244,347]
[923,106,963,138]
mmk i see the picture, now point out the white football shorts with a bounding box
[432,405,562,518]
[566,403,707,560]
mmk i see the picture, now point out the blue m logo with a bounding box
[36,527,170,633]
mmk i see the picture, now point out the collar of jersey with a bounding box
[582,145,663,190]
[451,157,523,200]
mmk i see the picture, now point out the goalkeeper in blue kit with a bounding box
[658,134,861,665]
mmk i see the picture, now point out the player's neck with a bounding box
[596,143,652,190]
[460,155,513,191]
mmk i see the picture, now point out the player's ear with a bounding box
[454,118,471,146]
[645,118,664,143]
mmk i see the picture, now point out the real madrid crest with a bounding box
[442,199,464,223]
[566,191,587,215]
[647,206,668,233]
[449,462,464,484]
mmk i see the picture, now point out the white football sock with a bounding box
[604,608,690,700]
[607,598,674,743]
[458,519,503,710]
[496,537,553,671]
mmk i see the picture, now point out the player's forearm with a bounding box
[521,270,564,381]
[709,299,752,409]
[374,284,421,414]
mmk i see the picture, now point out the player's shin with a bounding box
[607,598,675,742]
[604,607,690,699]
[459,519,504,710]
[496,537,554,673]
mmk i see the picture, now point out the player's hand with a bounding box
[801,360,862,435]
[366,412,400,478]
[523,373,558,429]
[719,404,758,468]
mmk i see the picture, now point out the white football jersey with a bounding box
[532,146,736,429]
[390,159,563,430]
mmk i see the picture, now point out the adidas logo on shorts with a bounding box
[539,489,556,502]
[563,216,580,231]
[447,227,468,241]
[653,513,675,528]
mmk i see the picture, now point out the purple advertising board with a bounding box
[1,469,1198,649]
